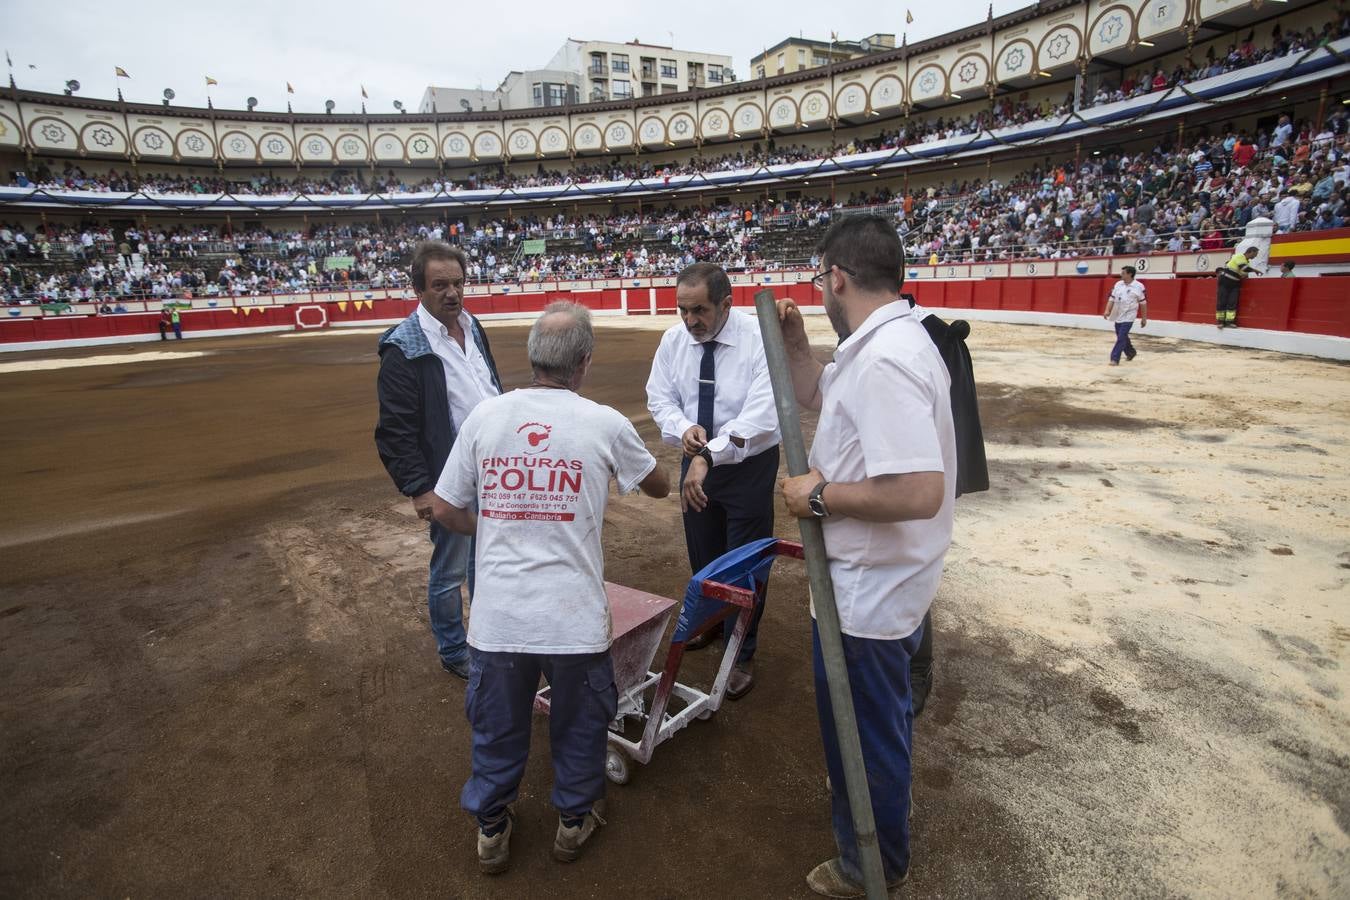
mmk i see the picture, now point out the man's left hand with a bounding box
[779,467,824,518]
[681,455,710,513]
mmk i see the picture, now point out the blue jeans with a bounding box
[813,619,924,884]
[1110,321,1135,362]
[461,649,617,823]
[428,522,473,667]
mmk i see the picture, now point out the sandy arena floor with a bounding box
[0,316,1346,898]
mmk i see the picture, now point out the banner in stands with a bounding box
[324,256,355,271]
[521,239,547,256]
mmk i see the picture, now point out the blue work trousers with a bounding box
[461,649,617,824]
[1110,321,1136,362]
[813,619,924,884]
[427,522,473,668]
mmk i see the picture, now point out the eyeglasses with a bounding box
[811,263,858,290]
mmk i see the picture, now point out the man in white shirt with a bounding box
[1272,191,1302,233]
[776,215,957,898]
[433,302,669,875]
[1103,265,1148,366]
[376,242,502,680]
[645,263,781,699]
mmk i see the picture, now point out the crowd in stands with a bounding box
[899,108,1349,263]
[3,99,1347,303]
[1086,19,1347,107]
[8,13,1345,203]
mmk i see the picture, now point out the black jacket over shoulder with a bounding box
[905,295,990,498]
[374,310,503,498]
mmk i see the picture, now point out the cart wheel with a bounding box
[605,747,631,785]
[696,709,714,721]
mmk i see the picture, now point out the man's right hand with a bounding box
[411,490,437,523]
[681,425,708,457]
[776,298,810,357]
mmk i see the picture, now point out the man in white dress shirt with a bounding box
[646,263,781,699]
[376,241,502,680]
[777,215,957,897]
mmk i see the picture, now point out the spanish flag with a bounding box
[115,66,130,78]
[205,75,218,86]
[906,9,914,24]
[286,82,295,94]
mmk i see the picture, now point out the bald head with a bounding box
[528,301,594,385]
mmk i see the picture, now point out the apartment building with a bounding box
[750,33,896,79]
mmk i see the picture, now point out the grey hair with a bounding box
[528,301,594,383]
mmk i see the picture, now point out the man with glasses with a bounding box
[778,215,957,897]
[645,262,781,699]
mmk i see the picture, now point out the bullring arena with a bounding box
[3,0,1350,896]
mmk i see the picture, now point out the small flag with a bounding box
[5,50,10,68]
[115,66,130,78]
[286,81,295,94]
[830,31,838,41]
[906,9,914,24]
[205,75,218,86]
[360,84,368,99]
[28,63,36,70]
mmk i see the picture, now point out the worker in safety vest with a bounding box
[1215,246,1258,329]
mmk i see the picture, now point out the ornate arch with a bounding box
[81,121,127,155]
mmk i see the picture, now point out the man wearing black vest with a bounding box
[376,241,502,680]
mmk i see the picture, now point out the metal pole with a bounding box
[753,288,888,900]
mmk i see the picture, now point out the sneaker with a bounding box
[553,801,606,863]
[442,658,469,680]
[1109,360,1120,366]
[805,858,907,898]
[477,808,514,875]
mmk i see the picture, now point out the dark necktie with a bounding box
[697,340,717,435]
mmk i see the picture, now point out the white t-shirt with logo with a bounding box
[434,388,657,654]
[808,302,957,641]
[1107,279,1146,322]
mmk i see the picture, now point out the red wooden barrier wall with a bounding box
[4,277,1347,345]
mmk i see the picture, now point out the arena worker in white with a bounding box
[431,301,669,876]
[1102,264,1148,366]
[776,214,958,898]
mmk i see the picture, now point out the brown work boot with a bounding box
[553,801,606,863]
[726,660,755,700]
[806,858,907,897]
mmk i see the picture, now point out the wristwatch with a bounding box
[808,481,831,518]
[696,446,714,466]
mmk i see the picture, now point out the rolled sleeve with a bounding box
[857,357,945,478]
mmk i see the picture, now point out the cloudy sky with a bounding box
[5,0,1035,114]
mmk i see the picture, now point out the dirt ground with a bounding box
[1,316,1347,899]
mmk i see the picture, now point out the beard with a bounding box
[824,291,850,341]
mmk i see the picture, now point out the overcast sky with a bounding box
[4,0,1035,114]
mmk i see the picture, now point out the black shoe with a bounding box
[726,661,755,700]
[442,658,469,680]
[1125,352,1136,362]
[684,628,722,651]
